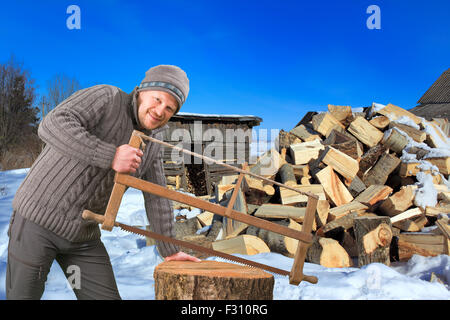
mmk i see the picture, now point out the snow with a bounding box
[351,107,364,113]
[414,172,438,208]
[421,119,450,150]
[392,116,421,130]
[0,168,449,300]
[176,112,260,119]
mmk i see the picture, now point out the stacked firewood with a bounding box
[170,103,450,269]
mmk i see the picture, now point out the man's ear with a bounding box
[136,92,141,107]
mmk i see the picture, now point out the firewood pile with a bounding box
[169,103,450,269]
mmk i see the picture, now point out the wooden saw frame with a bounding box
[85,130,319,285]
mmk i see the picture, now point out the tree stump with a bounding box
[354,216,393,267]
[154,261,274,300]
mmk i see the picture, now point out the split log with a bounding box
[397,163,442,184]
[396,233,445,261]
[295,111,318,127]
[328,201,368,221]
[434,216,450,255]
[403,146,430,160]
[316,166,353,206]
[242,175,275,205]
[311,112,345,137]
[389,122,426,143]
[362,153,401,187]
[174,217,201,239]
[250,148,286,178]
[278,129,302,153]
[348,116,384,148]
[279,163,297,186]
[438,191,450,203]
[379,186,415,217]
[354,216,393,267]
[323,129,353,145]
[289,139,324,165]
[375,103,422,125]
[247,219,303,257]
[398,232,447,255]
[393,215,428,232]
[389,208,423,224]
[292,164,311,185]
[154,261,274,300]
[369,116,390,130]
[396,239,440,262]
[435,216,450,240]
[279,184,326,205]
[347,175,367,197]
[399,162,421,177]
[212,235,270,255]
[327,104,352,122]
[253,204,307,222]
[315,200,330,229]
[306,236,352,268]
[196,211,215,227]
[215,184,234,202]
[321,146,359,181]
[422,119,449,147]
[382,128,409,155]
[317,211,369,236]
[358,144,387,177]
[425,205,450,217]
[354,185,393,208]
[427,157,450,175]
[323,130,363,160]
[289,124,321,142]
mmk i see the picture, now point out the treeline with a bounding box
[0,55,81,170]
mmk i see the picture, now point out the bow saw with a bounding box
[82,130,319,285]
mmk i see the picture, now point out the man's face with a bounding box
[137,90,178,130]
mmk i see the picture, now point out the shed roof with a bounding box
[170,112,262,127]
[409,103,450,120]
[418,68,450,104]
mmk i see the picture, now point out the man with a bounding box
[6,65,200,300]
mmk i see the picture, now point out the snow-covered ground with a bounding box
[0,168,449,300]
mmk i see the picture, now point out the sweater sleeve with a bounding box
[141,146,180,258]
[37,85,118,169]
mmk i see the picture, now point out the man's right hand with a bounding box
[111,144,144,174]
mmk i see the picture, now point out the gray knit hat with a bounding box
[137,65,189,113]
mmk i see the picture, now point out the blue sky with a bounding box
[1,0,449,130]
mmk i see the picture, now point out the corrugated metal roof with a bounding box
[418,68,450,104]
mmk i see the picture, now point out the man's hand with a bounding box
[164,251,201,262]
[111,144,143,174]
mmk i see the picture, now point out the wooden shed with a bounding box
[161,112,262,196]
[410,68,450,136]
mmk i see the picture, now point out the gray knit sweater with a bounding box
[12,84,179,257]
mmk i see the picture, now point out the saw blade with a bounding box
[118,223,290,277]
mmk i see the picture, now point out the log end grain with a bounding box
[154,260,274,300]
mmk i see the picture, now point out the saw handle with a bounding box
[302,275,319,284]
[82,210,118,226]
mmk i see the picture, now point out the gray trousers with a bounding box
[6,213,121,300]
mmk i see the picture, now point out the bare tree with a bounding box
[41,74,81,117]
[0,55,38,153]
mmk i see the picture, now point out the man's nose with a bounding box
[154,104,165,117]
